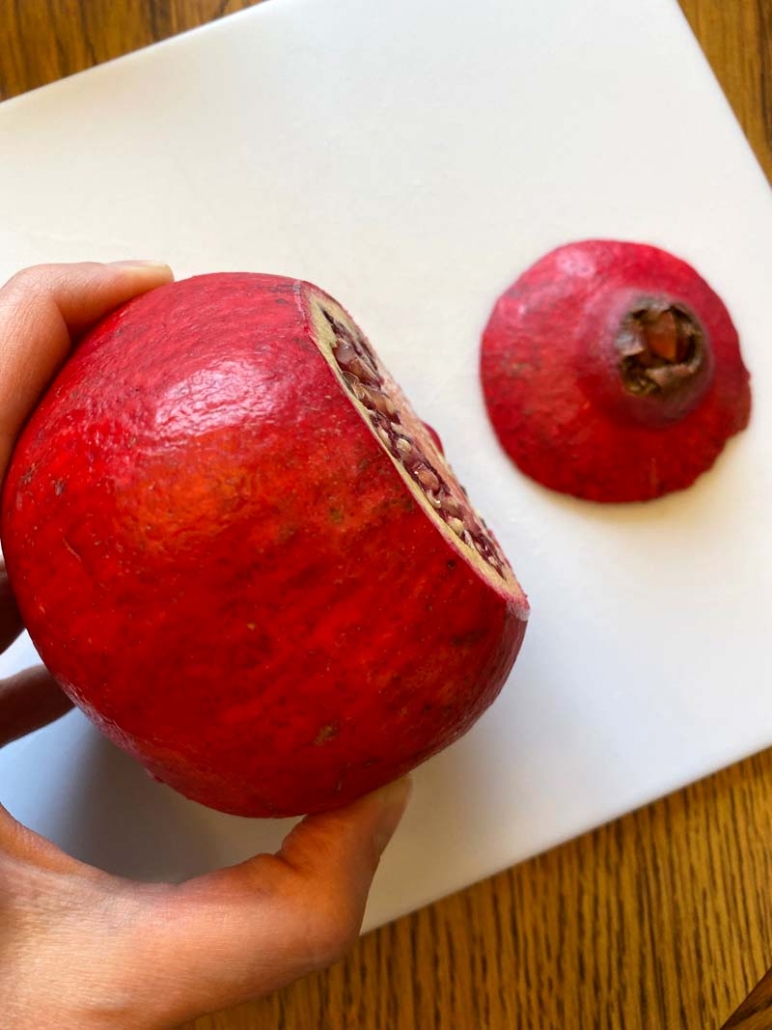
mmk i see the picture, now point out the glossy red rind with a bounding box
[2,273,527,816]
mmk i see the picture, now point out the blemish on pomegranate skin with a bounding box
[314,722,339,746]
[480,239,752,503]
[63,539,84,564]
[450,629,487,649]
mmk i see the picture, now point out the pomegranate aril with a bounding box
[347,356,380,385]
[415,467,441,493]
[362,386,396,416]
[323,302,511,578]
[441,495,462,517]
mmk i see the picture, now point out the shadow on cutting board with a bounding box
[53,722,291,883]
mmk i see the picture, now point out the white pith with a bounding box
[308,291,526,603]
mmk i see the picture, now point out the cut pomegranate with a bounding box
[1,273,528,817]
[480,240,751,502]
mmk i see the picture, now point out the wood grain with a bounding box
[1,2,770,1028]
[678,0,772,181]
[178,749,772,1030]
[1,0,770,185]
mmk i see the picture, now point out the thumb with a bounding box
[141,777,412,1025]
[0,260,173,476]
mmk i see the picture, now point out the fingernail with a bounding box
[373,776,412,856]
[108,259,173,273]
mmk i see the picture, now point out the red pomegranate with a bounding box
[2,274,528,817]
[480,240,752,502]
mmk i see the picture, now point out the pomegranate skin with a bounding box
[480,240,752,502]
[1,274,528,817]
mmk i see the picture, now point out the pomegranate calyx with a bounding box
[617,301,705,398]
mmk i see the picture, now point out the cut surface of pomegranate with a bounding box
[1,273,528,817]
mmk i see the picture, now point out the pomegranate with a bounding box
[1,274,528,817]
[480,240,751,502]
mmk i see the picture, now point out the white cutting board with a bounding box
[0,0,770,933]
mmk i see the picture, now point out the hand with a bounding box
[0,263,412,1030]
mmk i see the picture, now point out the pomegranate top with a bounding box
[480,240,751,503]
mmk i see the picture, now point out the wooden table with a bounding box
[2,3,771,1027]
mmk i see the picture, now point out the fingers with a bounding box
[143,778,412,1023]
[0,665,73,748]
[0,260,173,475]
[0,744,409,1025]
[0,562,24,653]
[0,566,70,749]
